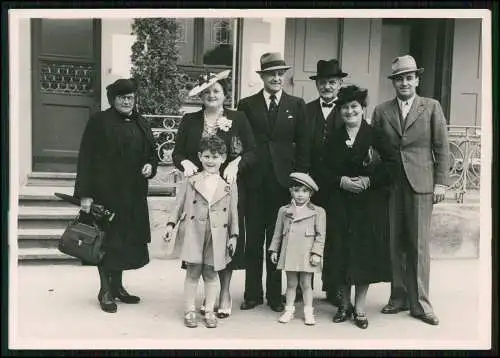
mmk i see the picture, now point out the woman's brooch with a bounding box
[217,115,233,132]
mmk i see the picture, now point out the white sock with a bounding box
[184,280,198,312]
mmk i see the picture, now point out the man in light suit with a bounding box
[371,55,449,326]
[238,52,310,312]
[306,59,347,307]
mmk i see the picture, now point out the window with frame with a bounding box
[175,18,240,108]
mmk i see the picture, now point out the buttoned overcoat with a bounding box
[167,172,239,271]
[74,107,158,270]
[268,202,326,272]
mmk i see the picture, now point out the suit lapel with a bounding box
[192,110,205,141]
[253,91,271,134]
[272,92,293,136]
[292,203,317,222]
[403,96,423,132]
[211,178,231,205]
[191,175,210,203]
[385,99,403,137]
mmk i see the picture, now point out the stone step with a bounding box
[19,184,177,200]
[17,206,78,230]
[26,172,76,187]
[18,228,64,249]
[18,206,79,220]
[17,247,78,262]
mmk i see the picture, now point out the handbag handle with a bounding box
[74,212,100,229]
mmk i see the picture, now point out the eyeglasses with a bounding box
[116,95,136,102]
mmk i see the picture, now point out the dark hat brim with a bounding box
[309,72,348,80]
[256,65,292,73]
[387,68,424,79]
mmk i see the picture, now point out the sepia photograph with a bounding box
[7,8,492,351]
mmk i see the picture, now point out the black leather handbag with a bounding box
[58,215,106,265]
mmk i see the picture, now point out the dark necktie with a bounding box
[268,94,278,128]
[322,102,333,108]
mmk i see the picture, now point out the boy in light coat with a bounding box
[165,135,238,329]
[268,172,326,325]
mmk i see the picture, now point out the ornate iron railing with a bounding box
[144,114,183,166]
[145,115,481,203]
[447,125,481,203]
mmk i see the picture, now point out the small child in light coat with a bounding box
[268,172,326,325]
[164,135,238,329]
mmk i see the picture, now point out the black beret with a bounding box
[334,85,368,107]
[106,78,137,97]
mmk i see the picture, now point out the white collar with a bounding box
[263,89,283,104]
[292,199,310,208]
[397,95,416,108]
[202,171,220,179]
[320,97,336,106]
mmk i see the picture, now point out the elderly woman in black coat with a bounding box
[74,79,158,313]
[172,70,256,318]
[323,85,398,329]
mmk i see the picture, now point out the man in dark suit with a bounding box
[306,59,347,307]
[371,55,449,326]
[237,52,310,312]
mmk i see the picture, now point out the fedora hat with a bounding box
[256,52,292,73]
[289,172,319,192]
[309,59,348,80]
[188,69,231,97]
[388,55,424,79]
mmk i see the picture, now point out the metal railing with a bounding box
[145,115,482,203]
[144,114,182,166]
[447,125,481,203]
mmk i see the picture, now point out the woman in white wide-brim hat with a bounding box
[171,69,257,319]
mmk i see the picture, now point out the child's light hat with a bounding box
[289,172,319,192]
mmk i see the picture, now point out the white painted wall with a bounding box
[377,23,411,106]
[341,19,383,120]
[449,19,482,127]
[100,19,135,110]
[16,19,32,186]
[239,18,286,100]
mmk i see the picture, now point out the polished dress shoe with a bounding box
[112,286,140,304]
[333,305,353,323]
[411,312,440,326]
[353,311,369,329]
[269,302,285,312]
[98,289,117,313]
[240,299,263,310]
[380,303,409,314]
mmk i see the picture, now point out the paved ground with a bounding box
[10,257,490,350]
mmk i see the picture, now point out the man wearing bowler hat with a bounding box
[306,59,347,307]
[371,55,449,326]
[237,52,310,312]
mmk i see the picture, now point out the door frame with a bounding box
[433,19,454,122]
[31,19,102,172]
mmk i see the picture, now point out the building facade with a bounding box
[15,17,482,186]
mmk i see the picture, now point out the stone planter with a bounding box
[430,203,480,259]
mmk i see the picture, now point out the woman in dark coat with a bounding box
[323,85,398,329]
[74,79,158,313]
[172,70,256,318]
